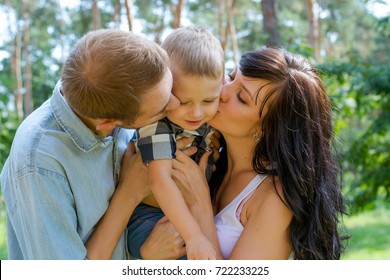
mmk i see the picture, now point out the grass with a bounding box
[341,205,390,260]
[0,199,389,260]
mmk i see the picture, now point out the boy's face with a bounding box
[167,72,222,130]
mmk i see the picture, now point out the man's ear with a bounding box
[95,119,118,132]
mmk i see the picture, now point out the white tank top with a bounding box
[214,174,267,259]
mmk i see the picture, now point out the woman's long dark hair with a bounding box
[210,48,347,259]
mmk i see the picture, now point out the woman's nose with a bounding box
[220,85,230,103]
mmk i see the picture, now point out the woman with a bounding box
[142,47,347,260]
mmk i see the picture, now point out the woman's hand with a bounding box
[171,148,212,207]
[172,147,222,259]
[210,130,221,163]
[141,138,221,260]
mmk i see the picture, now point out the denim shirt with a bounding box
[0,81,134,259]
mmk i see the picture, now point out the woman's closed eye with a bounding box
[237,92,246,104]
[226,73,235,82]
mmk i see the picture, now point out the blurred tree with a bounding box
[124,0,134,31]
[306,0,320,59]
[172,0,184,28]
[3,0,23,120]
[113,0,121,28]
[262,0,280,46]
[134,0,172,43]
[22,0,33,116]
[319,14,390,211]
[92,0,102,30]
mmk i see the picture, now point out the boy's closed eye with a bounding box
[204,98,219,103]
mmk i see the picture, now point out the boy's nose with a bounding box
[189,105,203,118]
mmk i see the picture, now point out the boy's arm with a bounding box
[148,159,216,259]
[172,149,223,259]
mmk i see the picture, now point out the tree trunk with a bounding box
[154,17,165,44]
[228,0,239,65]
[113,0,121,28]
[15,29,24,120]
[172,0,184,28]
[216,0,237,62]
[217,0,228,51]
[92,0,101,30]
[22,0,33,117]
[261,0,280,47]
[5,0,23,120]
[125,0,133,31]
[306,0,320,59]
[57,0,66,67]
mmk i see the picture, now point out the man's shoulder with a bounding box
[8,108,71,171]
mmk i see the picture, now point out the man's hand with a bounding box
[140,216,186,260]
[118,142,151,201]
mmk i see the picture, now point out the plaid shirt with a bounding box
[134,117,214,180]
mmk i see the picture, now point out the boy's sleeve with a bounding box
[135,120,177,164]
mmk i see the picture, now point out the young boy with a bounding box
[127,27,225,260]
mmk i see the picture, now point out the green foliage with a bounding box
[0,100,19,172]
[0,61,19,172]
[0,200,7,260]
[319,54,390,212]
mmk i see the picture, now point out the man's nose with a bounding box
[167,94,180,111]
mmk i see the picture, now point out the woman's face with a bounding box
[208,68,271,139]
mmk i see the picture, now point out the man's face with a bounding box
[120,69,180,129]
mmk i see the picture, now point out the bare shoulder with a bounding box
[243,175,292,226]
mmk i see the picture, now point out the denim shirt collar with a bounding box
[50,80,115,152]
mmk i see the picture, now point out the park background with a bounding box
[0,0,389,260]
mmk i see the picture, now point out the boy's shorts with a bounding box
[127,203,187,260]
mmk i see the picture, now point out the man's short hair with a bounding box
[61,29,169,122]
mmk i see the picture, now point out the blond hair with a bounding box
[162,27,224,79]
[61,29,169,122]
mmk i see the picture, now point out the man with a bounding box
[0,29,179,259]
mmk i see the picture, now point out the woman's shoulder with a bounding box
[243,175,292,226]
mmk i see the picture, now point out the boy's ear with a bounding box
[95,119,118,132]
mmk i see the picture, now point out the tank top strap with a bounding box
[236,174,268,220]
[237,174,268,201]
